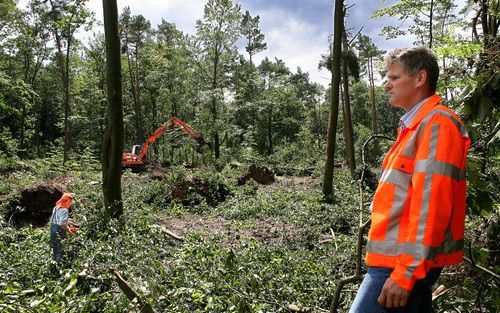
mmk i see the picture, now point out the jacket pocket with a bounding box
[388,156,414,173]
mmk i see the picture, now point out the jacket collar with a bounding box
[406,94,441,130]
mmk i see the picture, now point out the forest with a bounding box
[0,0,498,312]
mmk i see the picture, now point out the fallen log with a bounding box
[288,303,329,312]
[114,270,158,313]
[161,226,185,242]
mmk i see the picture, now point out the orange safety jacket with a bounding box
[366,94,470,290]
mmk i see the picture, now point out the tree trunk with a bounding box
[211,46,221,159]
[341,25,356,177]
[152,95,158,160]
[322,0,343,198]
[63,32,73,164]
[429,0,434,48]
[99,68,106,155]
[442,58,449,101]
[126,50,143,144]
[31,47,46,88]
[102,0,124,218]
[169,83,178,116]
[248,37,253,65]
[268,105,273,154]
[54,29,70,163]
[480,0,499,48]
[481,0,489,45]
[314,104,322,151]
[368,56,379,160]
[133,45,144,143]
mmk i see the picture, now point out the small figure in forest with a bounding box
[349,47,470,313]
[49,192,79,263]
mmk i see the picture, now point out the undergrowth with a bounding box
[0,156,498,312]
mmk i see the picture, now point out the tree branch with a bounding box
[329,134,394,313]
[114,270,158,313]
[160,226,185,242]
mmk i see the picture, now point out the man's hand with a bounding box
[378,277,411,308]
[68,219,80,228]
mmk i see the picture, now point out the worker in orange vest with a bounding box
[49,193,80,263]
[349,47,470,313]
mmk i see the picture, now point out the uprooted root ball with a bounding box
[7,184,63,227]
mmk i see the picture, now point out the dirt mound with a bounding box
[147,166,171,180]
[9,185,63,227]
[237,164,275,185]
[162,214,310,246]
[171,178,230,206]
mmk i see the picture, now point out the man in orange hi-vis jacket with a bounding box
[349,47,470,313]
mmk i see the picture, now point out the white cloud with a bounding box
[86,0,331,85]
[17,0,417,87]
[87,0,204,33]
[244,8,331,85]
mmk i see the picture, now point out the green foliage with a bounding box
[0,1,498,311]
[319,50,360,81]
[372,0,457,46]
[0,127,19,157]
[458,40,500,216]
[0,71,35,155]
[466,156,497,216]
[240,10,267,62]
[0,163,355,312]
[1,155,499,312]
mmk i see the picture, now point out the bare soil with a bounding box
[162,214,310,246]
[170,177,231,206]
[237,164,275,185]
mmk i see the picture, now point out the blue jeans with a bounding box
[349,266,442,313]
[50,224,66,263]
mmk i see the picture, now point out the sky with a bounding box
[18,0,415,87]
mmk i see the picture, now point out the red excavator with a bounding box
[122,117,210,169]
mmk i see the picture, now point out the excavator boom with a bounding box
[122,117,209,169]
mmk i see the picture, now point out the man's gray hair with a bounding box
[384,46,439,93]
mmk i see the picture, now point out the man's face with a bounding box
[384,61,422,111]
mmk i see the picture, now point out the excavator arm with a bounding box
[136,122,170,160]
[122,117,210,168]
[170,117,211,149]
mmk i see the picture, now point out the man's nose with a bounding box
[384,80,391,91]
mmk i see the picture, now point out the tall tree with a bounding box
[475,0,499,48]
[372,0,457,47]
[102,0,124,218]
[195,0,241,159]
[85,33,107,146]
[240,10,267,65]
[15,1,53,152]
[356,34,385,160]
[257,57,290,154]
[154,20,192,118]
[341,20,357,177]
[15,1,52,88]
[0,71,35,156]
[119,8,151,144]
[45,0,92,163]
[323,0,343,198]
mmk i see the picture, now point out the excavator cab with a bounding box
[131,145,142,155]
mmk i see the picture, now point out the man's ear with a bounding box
[416,70,428,89]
